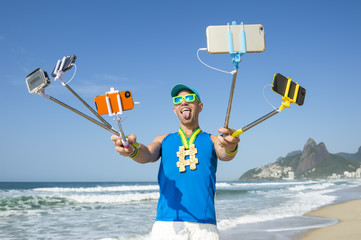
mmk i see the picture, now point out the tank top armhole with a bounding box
[207,133,216,154]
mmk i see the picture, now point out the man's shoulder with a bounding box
[209,134,217,145]
[154,134,169,143]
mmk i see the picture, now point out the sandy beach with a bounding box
[298,199,361,240]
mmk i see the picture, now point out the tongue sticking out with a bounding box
[182,110,191,120]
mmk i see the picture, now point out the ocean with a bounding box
[0,180,360,240]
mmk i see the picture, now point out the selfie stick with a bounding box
[54,59,114,131]
[105,88,130,148]
[224,21,246,129]
[231,109,280,137]
[37,90,120,135]
[231,79,302,137]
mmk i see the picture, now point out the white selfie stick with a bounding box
[105,88,129,148]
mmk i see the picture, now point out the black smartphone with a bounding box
[272,73,306,106]
[52,55,77,77]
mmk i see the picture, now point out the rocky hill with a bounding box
[239,138,361,180]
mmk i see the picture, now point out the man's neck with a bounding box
[180,124,200,138]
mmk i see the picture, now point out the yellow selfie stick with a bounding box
[232,78,300,138]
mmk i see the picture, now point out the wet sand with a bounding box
[298,199,361,240]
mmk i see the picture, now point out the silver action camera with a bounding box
[26,68,50,94]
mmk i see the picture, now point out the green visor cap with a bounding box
[171,84,201,103]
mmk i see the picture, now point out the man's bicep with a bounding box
[146,134,167,162]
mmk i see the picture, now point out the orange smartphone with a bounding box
[94,91,134,115]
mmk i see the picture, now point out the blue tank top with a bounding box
[156,131,218,225]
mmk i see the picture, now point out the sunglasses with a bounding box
[173,94,200,105]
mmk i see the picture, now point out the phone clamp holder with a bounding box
[53,57,68,83]
[224,21,247,128]
[278,77,300,111]
[228,21,247,69]
[37,89,50,99]
[104,87,130,148]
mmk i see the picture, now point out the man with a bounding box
[111,84,239,239]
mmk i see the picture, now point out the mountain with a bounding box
[239,138,361,180]
[336,146,361,162]
[295,139,330,175]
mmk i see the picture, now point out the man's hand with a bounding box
[111,134,165,164]
[111,134,137,157]
[217,127,240,153]
[211,127,240,161]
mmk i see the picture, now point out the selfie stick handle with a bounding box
[224,22,246,129]
[43,94,120,135]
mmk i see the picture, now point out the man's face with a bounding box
[173,90,203,126]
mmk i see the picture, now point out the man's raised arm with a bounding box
[111,134,167,164]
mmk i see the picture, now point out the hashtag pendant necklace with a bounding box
[176,127,202,172]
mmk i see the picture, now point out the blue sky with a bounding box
[1,0,360,181]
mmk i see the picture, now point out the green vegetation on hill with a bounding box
[301,155,360,178]
[276,154,301,170]
[337,147,361,163]
[239,138,361,180]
